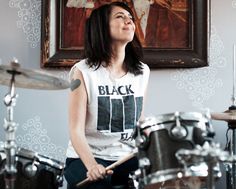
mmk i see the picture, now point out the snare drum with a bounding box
[134,112,221,189]
[0,148,64,189]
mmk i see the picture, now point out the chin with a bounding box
[125,35,135,43]
[122,39,133,45]
[113,36,134,44]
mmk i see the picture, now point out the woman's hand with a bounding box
[86,164,113,181]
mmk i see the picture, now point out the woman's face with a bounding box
[109,6,135,44]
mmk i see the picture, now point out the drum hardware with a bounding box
[224,44,236,189]
[135,117,164,150]
[170,112,187,139]
[128,174,139,189]
[2,61,19,189]
[176,141,236,189]
[134,112,220,189]
[15,148,39,178]
[134,119,148,149]
[0,147,65,189]
[132,157,152,189]
[0,59,69,189]
[204,109,215,139]
[224,107,236,189]
[135,128,147,150]
[209,44,236,189]
[34,152,64,187]
[23,160,38,178]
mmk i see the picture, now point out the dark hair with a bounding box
[83,1,143,75]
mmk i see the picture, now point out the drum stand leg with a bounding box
[2,72,19,189]
[226,127,236,189]
[207,161,215,189]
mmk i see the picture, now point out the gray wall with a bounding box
[0,0,236,188]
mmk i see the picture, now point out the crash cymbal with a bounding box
[211,110,236,122]
[0,61,69,90]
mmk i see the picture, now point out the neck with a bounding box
[107,44,128,78]
[110,43,126,68]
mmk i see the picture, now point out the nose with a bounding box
[124,16,132,24]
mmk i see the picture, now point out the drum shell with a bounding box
[139,129,194,174]
[0,148,64,189]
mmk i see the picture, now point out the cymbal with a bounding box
[0,62,70,90]
[211,110,236,122]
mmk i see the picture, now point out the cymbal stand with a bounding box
[2,69,20,189]
[225,108,236,189]
[225,44,236,189]
[206,156,216,189]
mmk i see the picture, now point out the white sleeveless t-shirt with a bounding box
[66,59,150,161]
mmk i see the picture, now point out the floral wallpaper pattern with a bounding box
[9,0,41,48]
[233,0,236,8]
[16,116,66,162]
[171,26,225,108]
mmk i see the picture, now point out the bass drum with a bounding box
[135,112,221,189]
[0,148,64,189]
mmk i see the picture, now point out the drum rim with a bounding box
[17,147,65,170]
[139,112,209,129]
[143,167,208,185]
[142,162,221,186]
[38,154,65,170]
[155,112,207,122]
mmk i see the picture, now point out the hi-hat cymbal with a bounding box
[0,62,70,90]
[211,110,236,123]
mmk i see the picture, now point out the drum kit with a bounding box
[1,58,236,189]
[0,59,70,189]
[132,111,236,189]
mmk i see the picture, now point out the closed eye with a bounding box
[114,12,134,21]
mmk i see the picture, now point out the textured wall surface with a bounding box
[0,0,236,188]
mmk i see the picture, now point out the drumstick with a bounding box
[76,152,136,188]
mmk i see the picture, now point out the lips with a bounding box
[122,27,134,31]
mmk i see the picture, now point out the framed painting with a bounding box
[41,0,209,69]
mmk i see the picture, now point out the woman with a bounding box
[64,2,150,189]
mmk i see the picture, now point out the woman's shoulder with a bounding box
[72,59,89,70]
[140,62,150,74]
[69,59,91,80]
